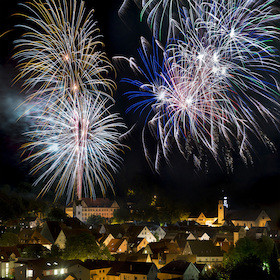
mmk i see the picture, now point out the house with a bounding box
[99,224,127,239]
[0,246,21,278]
[247,227,268,240]
[106,261,158,280]
[225,209,271,228]
[66,198,120,222]
[128,237,148,253]
[115,247,153,263]
[68,259,113,280]
[183,240,224,265]
[69,260,157,280]
[213,232,234,253]
[125,225,157,243]
[34,274,77,280]
[233,227,246,245]
[147,225,166,241]
[158,260,206,280]
[146,240,182,268]
[18,229,52,250]
[40,221,63,244]
[98,233,115,247]
[107,238,128,254]
[14,258,80,280]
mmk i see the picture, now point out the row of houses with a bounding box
[14,258,209,280]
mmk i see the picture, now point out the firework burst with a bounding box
[22,95,125,202]
[15,0,125,202]
[121,0,280,170]
[14,0,115,104]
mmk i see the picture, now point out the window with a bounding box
[5,263,9,278]
[54,269,58,275]
[60,268,66,274]
[26,269,33,278]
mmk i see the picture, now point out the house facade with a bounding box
[66,198,120,222]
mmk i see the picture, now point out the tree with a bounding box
[0,232,19,246]
[22,244,46,258]
[62,232,114,261]
[230,255,270,280]
[113,208,131,223]
[48,244,62,258]
[269,244,280,280]
[225,237,258,266]
[47,207,67,221]
[86,215,105,227]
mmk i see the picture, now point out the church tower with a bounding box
[218,200,224,224]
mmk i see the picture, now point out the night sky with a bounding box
[0,0,280,212]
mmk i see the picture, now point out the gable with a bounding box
[197,213,206,220]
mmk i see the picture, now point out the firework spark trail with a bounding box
[22,95,125,203]
[16,0,125,201]
[14,0,116,104]
[120,0,280,170]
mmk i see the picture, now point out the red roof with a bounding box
[82,198,113,208]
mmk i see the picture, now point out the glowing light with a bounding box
[230,28,236,38]
[213,53,219,63]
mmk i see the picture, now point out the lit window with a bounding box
[5,263,9,277]
[60,268,66,274]
[26,269,33,278]
[54,269,58,275]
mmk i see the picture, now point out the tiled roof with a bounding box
[80,260,114,270]
[226,210,266,221]
[82,198,113,207]
[160,260,191,275]
[187,240,224,257]
[125,225,145,238]
[107,239,125,252]
[107,261,155,275]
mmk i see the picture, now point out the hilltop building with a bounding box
[65,198,120,223]
[187,197,271,229]
[187,197,228,227]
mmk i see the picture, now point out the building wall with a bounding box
[65,207,73,218]
[138,227,156,243]
[231,220,255,228]
[90,267,111,280]
[15,265,28,280]
[218,200,224,225]
[55,231,67,249]
[157,272,182,280]
[196,256,223,265]
[154,227,166,241]
[183,264,200,280]
[66,202,119,223]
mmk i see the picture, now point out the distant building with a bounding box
[65,198,120,222]
[14,258,79,280]
[182,240,224,265]
[0,246,20,279]
[158,260,207,280]
[225,209,271,228]
[187,198,228,227]
[187,197,271,229]
[107,238,128,254]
